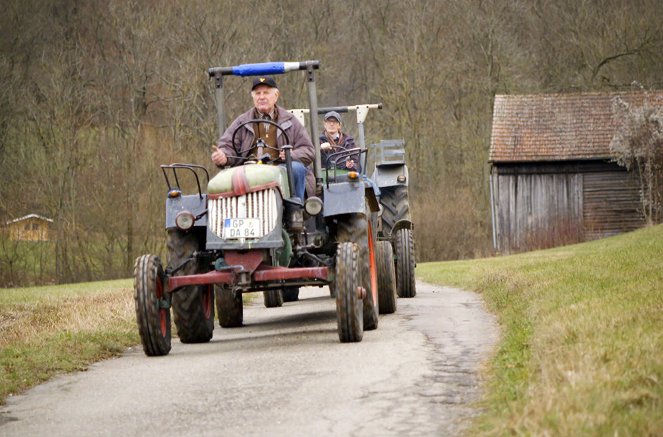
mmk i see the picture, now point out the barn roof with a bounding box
[5,214,54,225]
[489,91,663,163]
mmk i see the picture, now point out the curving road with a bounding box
[0,281,498,437]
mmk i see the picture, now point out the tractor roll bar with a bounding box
[207,60,320,77]
[288,103,383,149]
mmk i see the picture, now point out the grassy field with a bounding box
[0,279,138,404]
[418,224,663,436]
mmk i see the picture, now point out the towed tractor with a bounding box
[133,60,398,356]
[289,105,416,299]
[372,140,416,298]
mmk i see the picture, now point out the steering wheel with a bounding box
[230,119,290,163]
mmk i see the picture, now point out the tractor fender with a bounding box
[323,180,380,217]
[391,219,413,234]
[165,193,208,229]
[371,164,408,189]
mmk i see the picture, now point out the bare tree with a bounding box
[610,92,663,224]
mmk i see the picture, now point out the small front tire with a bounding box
[134,255,171,356]
[376,241,397,314]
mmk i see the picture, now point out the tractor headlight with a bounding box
[304,196,323,216]
[175,211,195,231]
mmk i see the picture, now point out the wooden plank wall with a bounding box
[493,165,646,253]
[583,172,645,240]
[494,172,582,253]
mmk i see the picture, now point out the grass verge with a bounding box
[0,279,259,405]
[418,224,663,436]
[0,279,137,405]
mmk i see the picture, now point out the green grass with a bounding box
[0,278,257,405]
[0,279,138,404]
[418,224,663,436]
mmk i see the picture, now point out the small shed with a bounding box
[488,91,659,254]
[4,214,54,242]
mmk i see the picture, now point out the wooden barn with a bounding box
[4,214,53,242]
[488,91,660,254]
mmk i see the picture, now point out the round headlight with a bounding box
[175,211,195,230]
[304,196,323,216]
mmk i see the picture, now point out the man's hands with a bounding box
[345,159,356,169]
[320,142,332,151]
[211,146,228,167]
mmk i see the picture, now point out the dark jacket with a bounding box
[319,131,361,172]
[218,105,314,167]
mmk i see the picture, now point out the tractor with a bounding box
[133,60,397,356]
[372,140,416,298]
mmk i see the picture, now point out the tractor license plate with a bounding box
[223,218,261,239]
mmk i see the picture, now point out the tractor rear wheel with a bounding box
[134,255,171,356]
[376,241,397,314]
[380,186,410,236]
[263,289,284,307]
[394,228,416,298]
[282,286,300,302]
[337,213,379,331]
[168,229,215,343]
[215,285,243,328]
[335,242,363,342]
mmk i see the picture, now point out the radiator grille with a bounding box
[208,188,279,239]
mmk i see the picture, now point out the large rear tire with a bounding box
[168,229,215,343]
[394,228,416,298]
[380,186,410,236]
[134,255,171,356]
[215,285,243,328]
[263,289,284,307]
[335,242,363,342]
[337,213,379,331]
[376,241,397,314]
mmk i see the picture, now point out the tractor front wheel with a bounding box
[376,241,397,314]
[168,229,215,343]
[394,228,416,298]
[263,289,284,308]
[134,255,171,356]
[216,286,243,328]
[335,242,363,342]
[282,286,300,302]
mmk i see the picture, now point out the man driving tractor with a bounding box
[211,76,314,199]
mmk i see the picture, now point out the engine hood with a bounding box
[208,164,290,198]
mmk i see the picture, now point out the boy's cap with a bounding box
[324,111,342,122]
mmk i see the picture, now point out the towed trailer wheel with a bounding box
[134,255,171,356]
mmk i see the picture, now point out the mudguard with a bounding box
[371,139,408,189]
[165,194,207,229]
[323,180,380,217]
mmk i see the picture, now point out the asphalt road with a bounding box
[0,281,498,437]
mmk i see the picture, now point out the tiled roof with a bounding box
[489,91,663,163]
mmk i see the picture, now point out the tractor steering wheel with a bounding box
[230,119,290,163]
